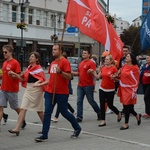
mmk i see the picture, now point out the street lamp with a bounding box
[19,0,30,71]
[10,0,29,71]
[107,0,109,13]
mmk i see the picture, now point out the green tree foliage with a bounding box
[120,25,141,55]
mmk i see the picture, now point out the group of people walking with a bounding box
[0,43,148,142]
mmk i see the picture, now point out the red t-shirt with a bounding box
[100,65,118,91]
[46,58,71,94]
[142,70,150,84]
[1,59,21,92]
[78,59,96,87]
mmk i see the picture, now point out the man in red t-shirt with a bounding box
[34,44,81,142]
[0,45,26,128]
[72,49,101,122]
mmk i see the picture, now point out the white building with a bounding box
[0,0,105,66]
[132,16,142,27]
[113,14,130,36]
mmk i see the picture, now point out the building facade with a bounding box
[0,0,107,67]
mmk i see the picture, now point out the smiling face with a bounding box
[125,54,132,64]
[29,54,38,65]
[104,55,112,66]
[3,48,12,60]
[82,50,90,60]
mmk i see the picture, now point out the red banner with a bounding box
[65,0,124,62]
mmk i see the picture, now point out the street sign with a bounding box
[67,27,79,33]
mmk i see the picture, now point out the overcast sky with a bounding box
[104,0,142,24]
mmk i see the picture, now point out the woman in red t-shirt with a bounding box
[89,55,122,127]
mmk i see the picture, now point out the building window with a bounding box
[28,8,33,24]
[144,2,148,6]
[36,10,41,25]
[120,26,123,30]
[144,9,148,14]
[3,4,8,21]
[12,5,17,22]
[43,11,47,26]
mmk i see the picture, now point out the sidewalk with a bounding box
[0,77,150,150]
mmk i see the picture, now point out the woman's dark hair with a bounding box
[129,53,138,65]
[29,51,41,64]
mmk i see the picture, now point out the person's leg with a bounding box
[54,105,60,118]
[41,92,54,139]
[143,85,150,115]
[68,103,75,114]
[0,91,7,124]
[3,112,8,123]
[0,106,4,124]
[84,86,101,114]
[57,94,81,133]
[106,91,120,115]
[11,109,27,131]
[77,86,85,121]
[99,89,106,126]
[120,105,130,129]
[37,111,44,123]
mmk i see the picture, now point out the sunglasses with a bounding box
[3,51,7,54]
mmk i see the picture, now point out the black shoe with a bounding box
[34,136,48,142]
[137,114,142,126]
[3,114,8,123]
[70,128,81,138]
[98,123,106,127]
[76,118,82,123]
[120,126,129,130]
[21,120,27,129]
[8,130,20,136]
[97,113,102,120]
[117,112,122,122]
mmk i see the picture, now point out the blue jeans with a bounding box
[77,85,100,120]
[42,92,81,138]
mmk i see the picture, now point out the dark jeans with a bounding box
[42,92,81,139]
[55,103,75,118]
[77,85,100,119]
[143,84,150,114]
[99,89,119,120]
[123,104,137,124]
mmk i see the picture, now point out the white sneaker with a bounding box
[106,109,113,114]
[51,117,58,122]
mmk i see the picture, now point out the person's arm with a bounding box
[88,69,101,79]
[33,79,49,87]
[71,71,79,76]
[8,71,25,81]
[56,66,72,80]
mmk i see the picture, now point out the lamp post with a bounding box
[18,0,30,71]
[107,0,109,13]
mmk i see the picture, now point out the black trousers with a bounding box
[55,103,75,118]
[143,84,150,115]
[99,89,119,120]
[123,104,137,124]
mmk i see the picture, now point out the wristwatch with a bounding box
[59,70,62,74]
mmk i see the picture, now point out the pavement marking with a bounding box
[8,119,150,148]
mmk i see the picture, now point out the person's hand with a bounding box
[56,66,62,74]
[33,81,41,87]
[87,69,94,74]
[8,70,16,78]
[144,72,150,77]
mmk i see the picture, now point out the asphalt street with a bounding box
[0,72,150,150]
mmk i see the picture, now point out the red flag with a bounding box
[65,0,124,61]
[107,23,124,62]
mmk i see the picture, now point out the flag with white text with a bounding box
[140,10,150,51]
[65,0,123,62]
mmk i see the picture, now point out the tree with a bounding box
[120,25,141,55]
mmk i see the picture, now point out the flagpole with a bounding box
[52,22,66,104]
[77,29,81,64]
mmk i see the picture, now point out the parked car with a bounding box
[68,57,81,72]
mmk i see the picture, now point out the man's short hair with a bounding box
[122,45,130,51]
[53,43,63,52]
[2,45,14,52]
